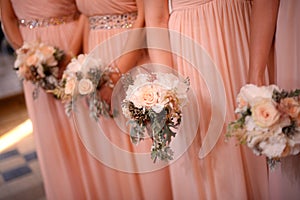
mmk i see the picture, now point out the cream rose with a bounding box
[66,61,81,73]
[78,78,94,95]
[64,78,77,95]
[251,99,280,128]
[130,84,161,108]
[66,54,87,73]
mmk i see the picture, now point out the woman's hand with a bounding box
[99,84,113,115]
[248,70,265,86]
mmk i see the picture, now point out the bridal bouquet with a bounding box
[121,72,190,162]
[227,84,300,168]
[14,41,65,99]
[50,54,112,120]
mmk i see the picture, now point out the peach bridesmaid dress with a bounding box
[71,0,173,199]
[9,0,85,199]
[269,1,300,199]
[167,0,269,199]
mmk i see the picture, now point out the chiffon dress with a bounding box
[269,1,300,199]
[10,0,85,199]
[167,0,269,199]
[71,0,173,199]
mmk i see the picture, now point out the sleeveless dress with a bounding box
[269,1,300,199]
[167,0,269,199]
[10,0,86,199]
[71,0,173,199]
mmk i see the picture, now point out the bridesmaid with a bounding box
[1,0,86,199]
[249,0,300,199]
[144,0,269,199]
[67,0,173,199]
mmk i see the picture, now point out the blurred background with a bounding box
[0,22,46,200]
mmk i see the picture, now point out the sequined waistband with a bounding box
[19,13,79,29]
[89,12,137,30]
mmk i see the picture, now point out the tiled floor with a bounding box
[0,51,46,200]
[0,138,45,200]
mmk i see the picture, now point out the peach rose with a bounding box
[279,97,300,118]
[129,84,162,108]
[78,78,94,95]
[138,85,160,108]
[252,99,280,128]
[64,78,77,95]
[26,54,39,66]
[39,45,55,57]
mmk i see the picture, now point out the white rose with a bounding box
[78,78,94,95]
[67,59,82,73]
[77,54,87,65]
[238,84,280,107]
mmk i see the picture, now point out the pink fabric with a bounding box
[71,0,173,199]
[168,0,269,199]
[76,0,136,16]
[270,1,300,200]
[10,0,86,199]
[11,0,78,19]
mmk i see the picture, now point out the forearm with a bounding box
[249,0,279,85]
[144,0,173,67]
[1,0,23,50]
[57,14,86,78]
[68,14,86,57]
[116,0,145,74]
